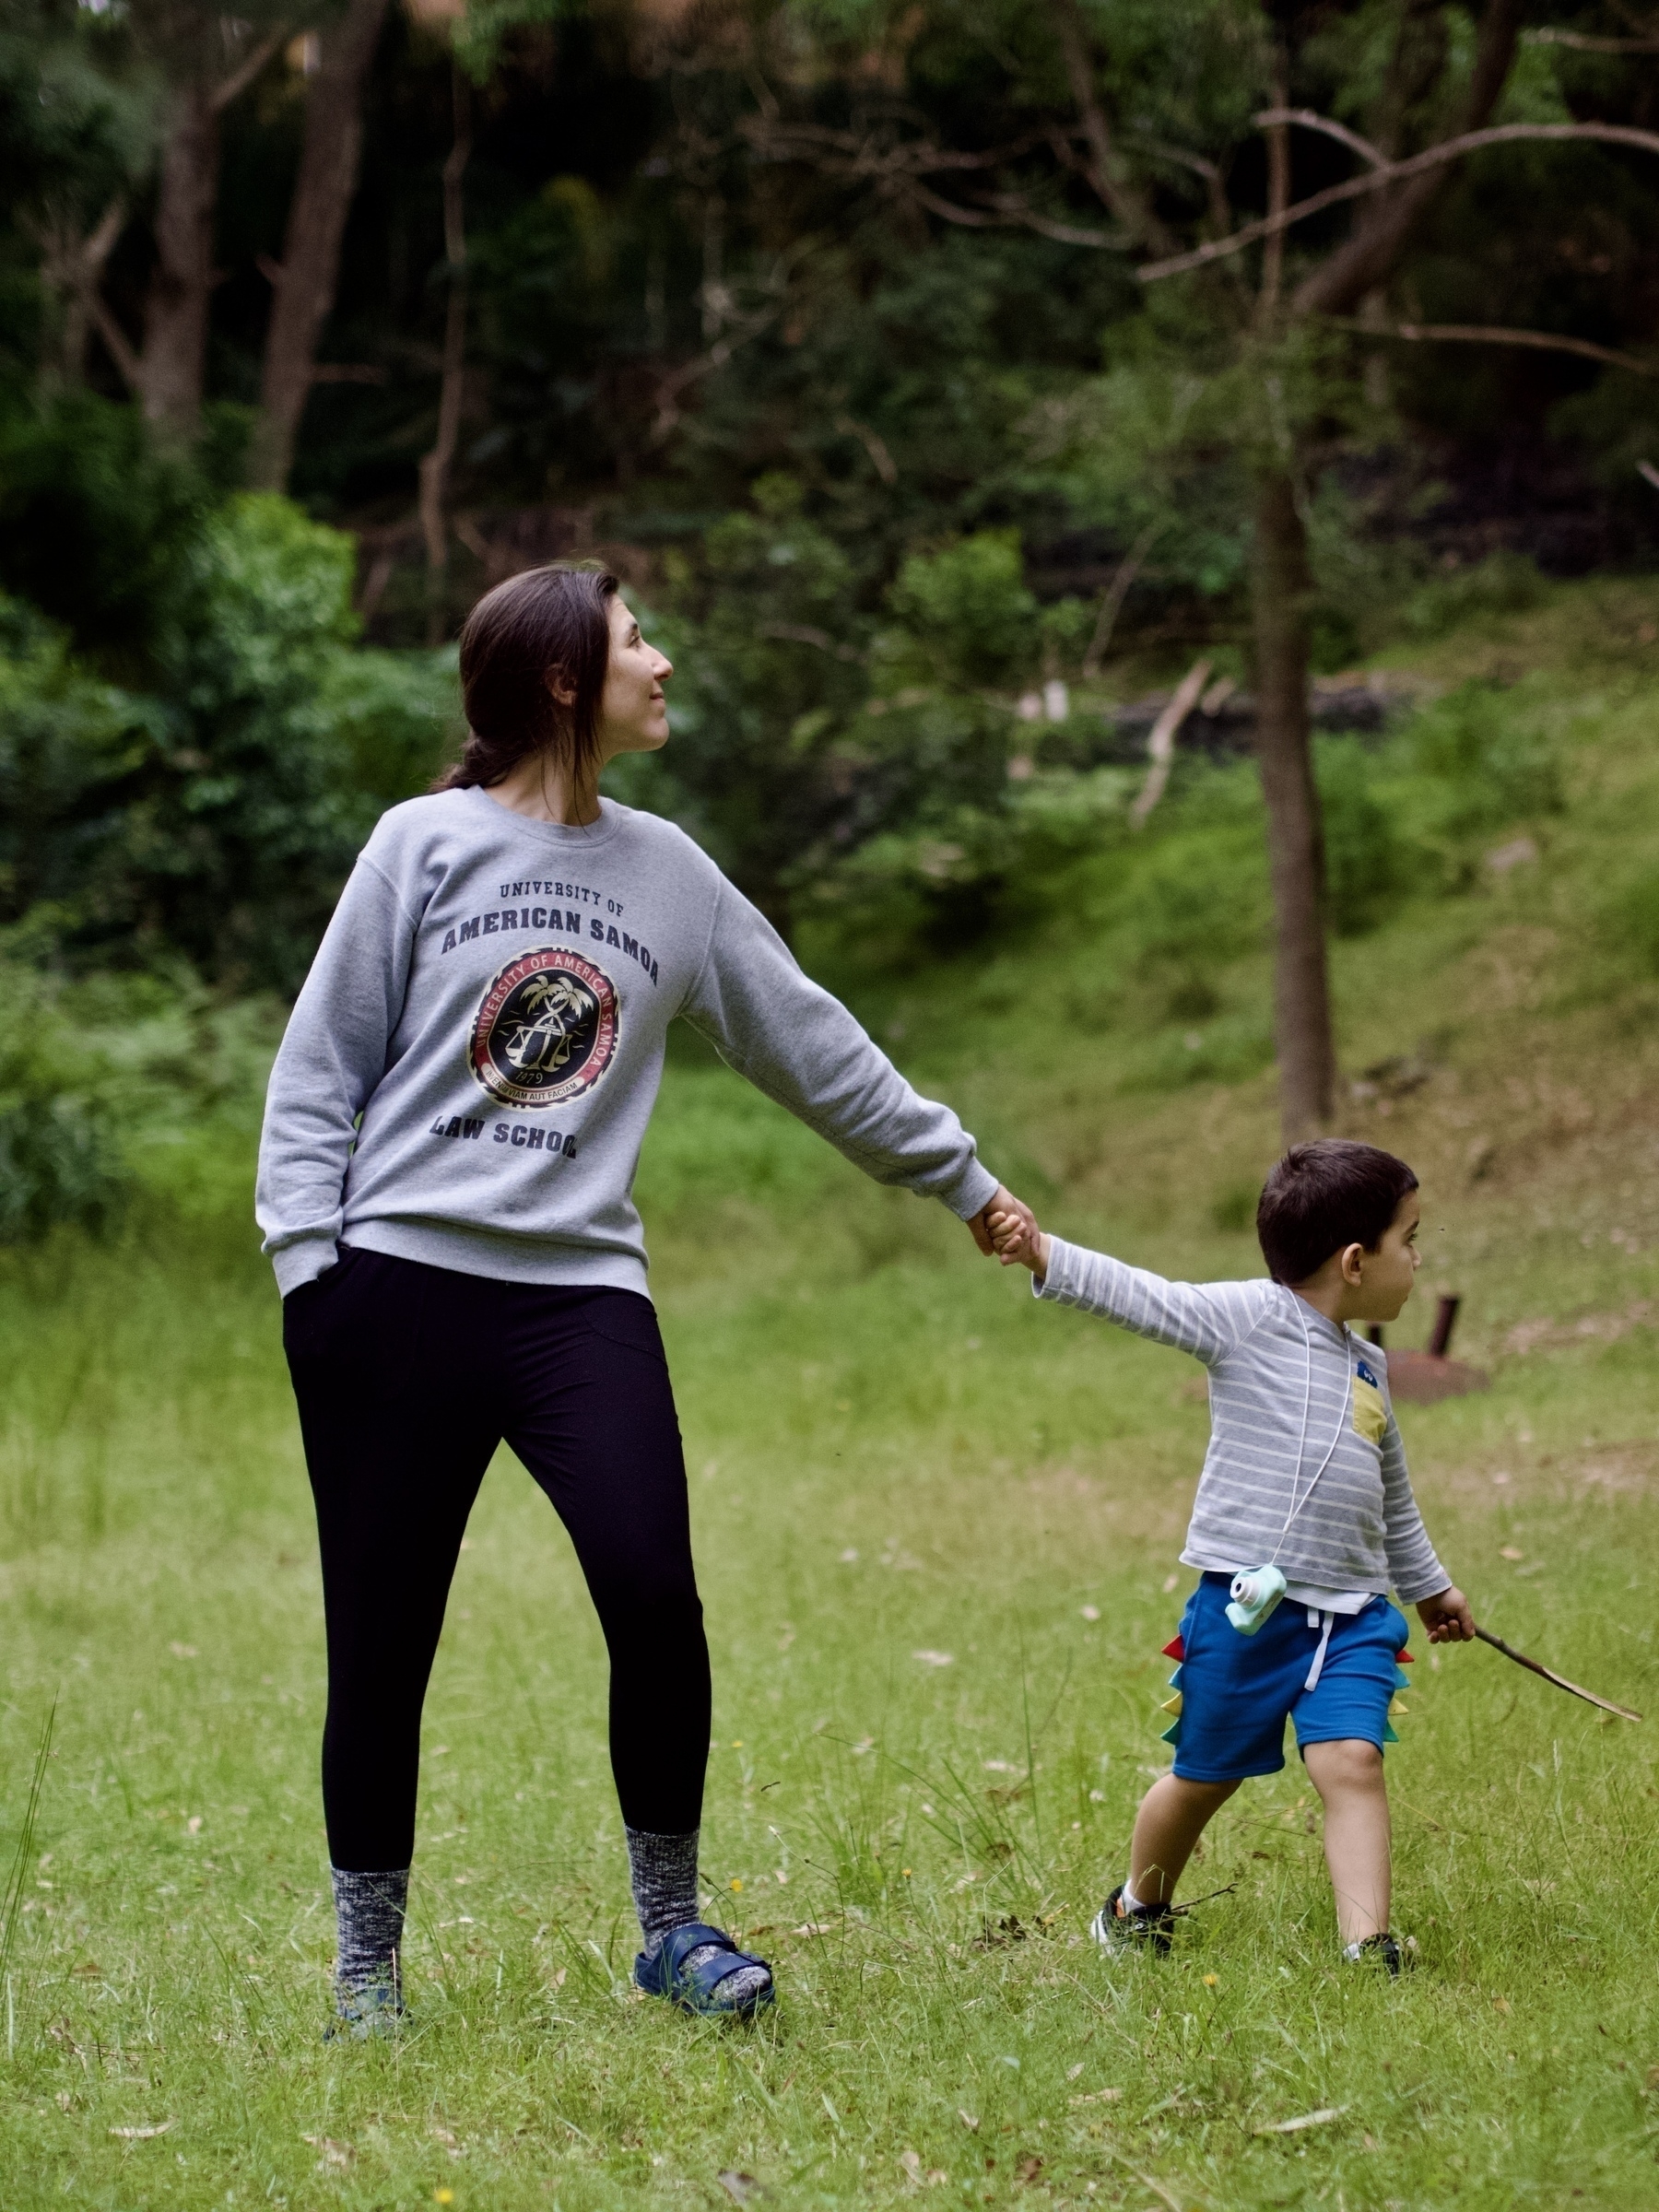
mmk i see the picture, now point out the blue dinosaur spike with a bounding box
[1168,1666,1183,1688]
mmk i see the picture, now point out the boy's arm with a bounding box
[1379,1410,1476,1641]
[990,1211,1260,1365]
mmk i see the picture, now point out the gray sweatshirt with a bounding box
[256,789,998,1298]
[1037,1238,1447,1602]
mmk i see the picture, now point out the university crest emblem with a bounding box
[468,947,618,1110]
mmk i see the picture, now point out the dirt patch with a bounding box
[1503,1301,1653,1356]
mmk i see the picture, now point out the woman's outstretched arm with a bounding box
[681,874,1008,1228]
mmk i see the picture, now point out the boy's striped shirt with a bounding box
[1036,1240,1446,1601]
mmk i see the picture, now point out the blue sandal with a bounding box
[633,1922,775,2017]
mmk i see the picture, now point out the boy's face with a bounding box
[1348,1190,1421,1322]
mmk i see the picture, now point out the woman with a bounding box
[257,563,1032,2030]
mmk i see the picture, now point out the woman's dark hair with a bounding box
[433,562,618,794]
[1256,1139,1418,1285]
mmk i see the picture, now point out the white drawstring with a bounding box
[1267,1293,1355,1571]
[1303,1607,1336,1690]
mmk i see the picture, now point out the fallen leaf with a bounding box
[1500,1547,1524,1562]
[926,2171,947,2188]
[302,2135,354,2170]
[430,2125,459,2147]
[719,2174,763,2206]
[110,2121,174,2140]
[958,2110,981,2132]
[900,2149,923,2182]
[185,1816,202,1835]
[1493,1996,1512,2014]
[168,1643,197,1659]
[1162,1572,1181,1593]
[1065,2062,1085,2081]
[1015,2152,1045,2183]
[1253,2107,1347,2136]
[912,1650,954,1668]
[1080,1605,1100,1622]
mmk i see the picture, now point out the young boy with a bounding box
[988,1139,1474,1974]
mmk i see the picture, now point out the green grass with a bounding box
[6,577,1659,2207]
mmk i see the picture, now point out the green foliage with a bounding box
[885,532,1038,692]
[1317,736,1407,938]
[0,392,207,672]
[0,958,128,1243]
[0,481,457,989]
[1408,680,1564,837]
[1401,552,1552,641]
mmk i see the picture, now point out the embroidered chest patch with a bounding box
[1352,1359,1387,1446]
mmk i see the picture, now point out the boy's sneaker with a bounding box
[1343,1932,1406,1976]
[1089,1884,1174,1958]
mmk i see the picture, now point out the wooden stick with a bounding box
[1475,1627,1641,1724]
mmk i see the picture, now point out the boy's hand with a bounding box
[1416,1585,1476,1643]
[968,1186,1036,1258]
[986,1206,1050,1277]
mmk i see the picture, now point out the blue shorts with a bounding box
[1166,1574,1411,1784]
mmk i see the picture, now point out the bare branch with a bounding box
[86,288,141,392]
[1138,118,1659,284]
[1524,27,1659,53]
[1082,521,1161,678]
[761,622,866,664]
[833,413,898,485]
[1130,657,1211,827]
[1048,0,1171,249]
[1253,107,1388,170]
[210,26,288,114]
[1639,460,1659,491]
[1378,320,1654,373]
[1257,53,1291,318]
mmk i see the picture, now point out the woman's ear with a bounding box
[544,666,578,710]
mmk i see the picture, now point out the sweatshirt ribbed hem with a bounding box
[341,1215,653,1297]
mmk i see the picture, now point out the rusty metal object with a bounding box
[1369,1295,1490,1403]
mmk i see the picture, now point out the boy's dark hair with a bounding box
[1256,1139,1418,1285]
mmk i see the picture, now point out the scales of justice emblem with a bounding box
[468,946,618,1110]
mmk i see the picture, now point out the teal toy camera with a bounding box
[1226,1564,1287,1634]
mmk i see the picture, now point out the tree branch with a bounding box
[1366,320,1654,373]
[86,288,141,392]
[1253,107,1388,170]
[1524,27,1659,53]
[210,26,288,114]
[1138,118,1659,285]
[1048,0,1172,249]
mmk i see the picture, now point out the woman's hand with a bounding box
[969,1187,1036,1264]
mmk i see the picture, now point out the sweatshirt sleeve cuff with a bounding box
[1394,1563,1449,1606]
[939,1159,999,1221]
[1034,1236,1078,1301]
[270,1238,340,1299]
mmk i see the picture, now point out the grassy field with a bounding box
[5,579,1659,2208]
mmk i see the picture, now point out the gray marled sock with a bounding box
[626,1826,771,2013]
[330,1866,408,1999]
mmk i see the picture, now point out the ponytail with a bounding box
[433,563,618,794]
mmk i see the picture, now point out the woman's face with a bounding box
[595,595,673,760]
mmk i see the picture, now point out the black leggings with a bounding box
[282,1246,710,1870]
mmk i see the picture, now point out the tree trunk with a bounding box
[251,0,392,491]
[136,81,219,428]
[1251,469,1335,1146]
[417,66,471,645]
